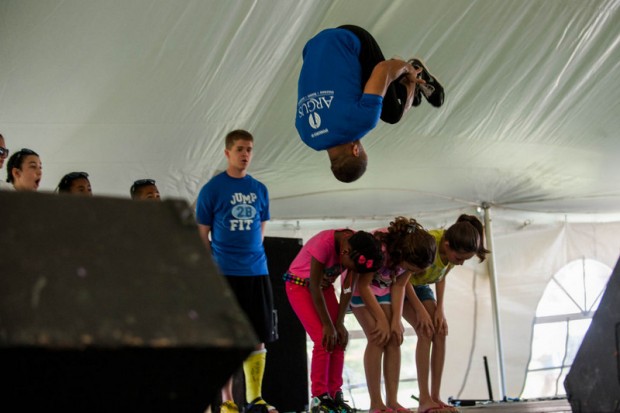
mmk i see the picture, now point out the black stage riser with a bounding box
[564,256,620,413]
[0,192,258,412]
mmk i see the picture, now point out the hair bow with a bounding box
[358,254,374,269]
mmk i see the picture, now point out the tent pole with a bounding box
[482,203,507,400]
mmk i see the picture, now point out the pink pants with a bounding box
[285,282,344,397]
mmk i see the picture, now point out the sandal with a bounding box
[418,407,454,413]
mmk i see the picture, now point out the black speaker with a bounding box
[264,236,308,413]
[564,256,620,412]
[0,191,258,412]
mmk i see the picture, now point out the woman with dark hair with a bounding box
[351,217,437,413]
[6,148,42,191]
[57,172,92,196]
[403,214,490,413]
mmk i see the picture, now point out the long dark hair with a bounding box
[376,216,436,272]
[444,214,490,262]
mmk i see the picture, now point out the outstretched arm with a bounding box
[358,272,390,345]
[309,257,337,352]
[434,274,449,336]
[198,224,212,255]
[405,279,435,338]
[390,271,411,345]
[363,59,422,97]
[335,270,358,349]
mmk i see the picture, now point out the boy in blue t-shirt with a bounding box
[196,129,278,413]
[296,25,444,183]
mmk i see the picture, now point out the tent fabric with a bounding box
[2,0,620,401]
[2,0,619,218]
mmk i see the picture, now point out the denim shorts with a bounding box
[413,284,435,302]
[350,293,391,308]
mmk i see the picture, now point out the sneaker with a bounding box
[310,393,340,413]
[333,391,356,413]
[244,398,276,413]
[221,401,240,413]
[408,58,444,107]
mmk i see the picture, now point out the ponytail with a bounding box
[444,214,490,262]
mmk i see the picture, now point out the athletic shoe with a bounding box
[221,401,240,413]
[408,58,444,107]
[244,397,276,413]
[333,391,356,413]
[310,393,340,413]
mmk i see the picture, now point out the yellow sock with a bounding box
[243,349,267,404]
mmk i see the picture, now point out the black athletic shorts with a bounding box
[338,24,407,124]
[224,274,278,343]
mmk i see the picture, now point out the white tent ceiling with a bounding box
[2,0,620,403]
[2,0,619,223]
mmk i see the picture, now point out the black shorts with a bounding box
[338,24,407,124]
[224,275,278,343]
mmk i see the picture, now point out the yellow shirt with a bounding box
[409,229,453,286]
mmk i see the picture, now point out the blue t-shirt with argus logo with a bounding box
[295,28,383,151]
[195,171,270,276]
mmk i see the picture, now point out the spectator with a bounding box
[6,148,42,191]
[130,178,161,201]
[57,172,92,196]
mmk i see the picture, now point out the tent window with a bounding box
[520,258,611,398]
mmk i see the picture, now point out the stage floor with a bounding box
[441,398,571,413]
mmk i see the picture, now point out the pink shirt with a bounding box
[287,229,348,285]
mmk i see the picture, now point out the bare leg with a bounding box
[402,301,441,413]
[221,377,234,403]
[384,333,407,410]
[383,305,406,410]
[429,321,454,411]
[398,73,424,117]
[430,333,446,404]
[352,305,390,412]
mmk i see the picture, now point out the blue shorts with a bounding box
[350,293,391,308]
[412,284,435,302]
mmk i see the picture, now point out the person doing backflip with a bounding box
[295,25,444,183]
